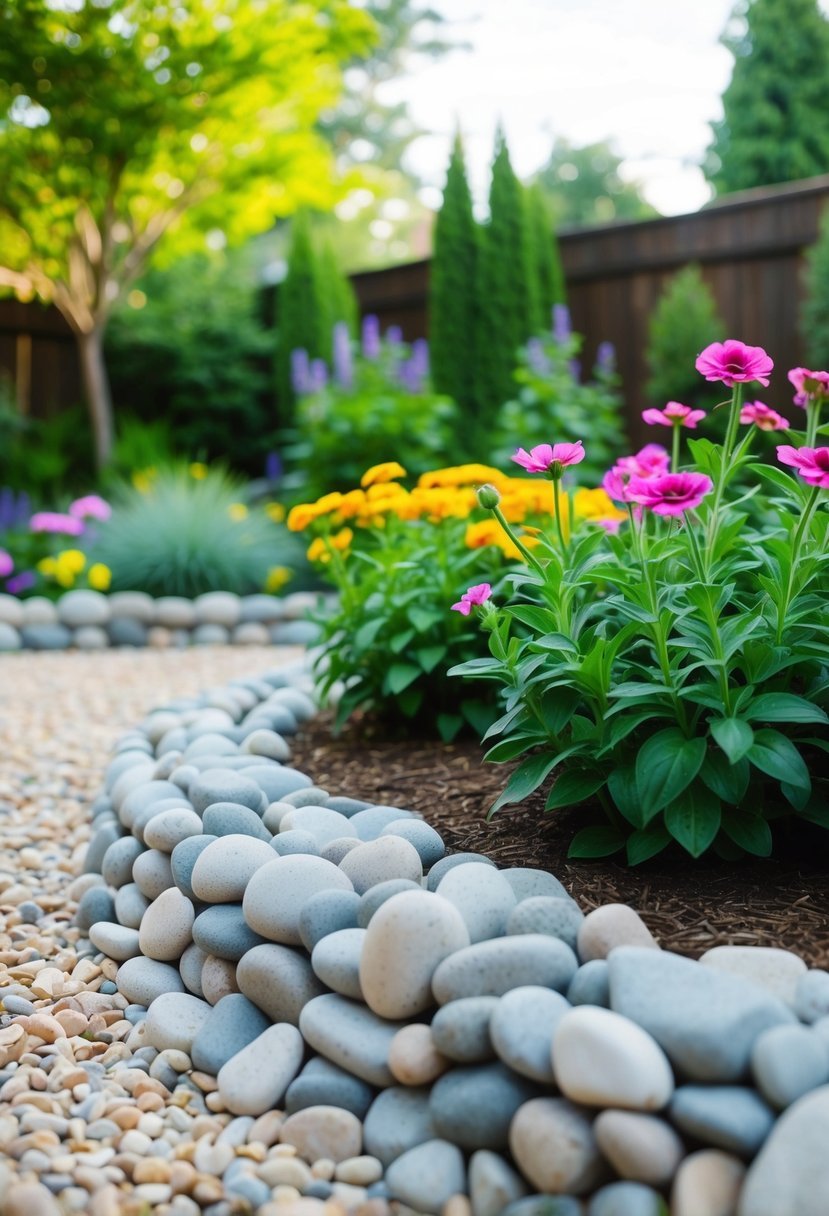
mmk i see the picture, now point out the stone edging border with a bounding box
[0,590,331,653]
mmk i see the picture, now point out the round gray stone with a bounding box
[349,805,418,842]
[190,993,271,1074]
[244,855,354,946]
[299,993,405,1088]
[795,970,829,1024]
[357,879,422,929]
[364,1086,438,1166]
[108,619,149,648]
[436,863,517,943]
[468,1150,528,1216]
[491,986,571,1083]
[143,808,204,853]
[298,889,362,952]
[88,922,142,961]
[114,884,150,930]
[311,928,366,1000]
[241,729,292,762]
[385,1139,466,1215]
[154,596,197,628]
[132,849,175,900]
[507,896,585,952]
[73,625,109,650]
[109,591,155,622]
[236,943,326,1025]
[751,1024,829,1109]
[20,623,72,650]
[194,591,241,628]
[101,837,145,889]
[433,935,578,1004]
[244,765,313,804]
[379,819,445,868]
[501,867,571,902]
[431,997,498,1063]
[669,1085,775,1156]
[271,829,320,856]
[189,768,267,816]
[145,991,212,1052]
[171,834,218,901]
[286,1057,376,1120]
[588,1181,665,1216]
[191,835,275,902]
[280,806,357,848]
[116,957,185,1005]
[193,904,266,962]
[429,1062,538,1150]
[568,960,611,1008]
[737,1083,829,1216]
[426,853,497,892]
[0,623,22,651]
[76,886,116,931]
[202,802,271,842]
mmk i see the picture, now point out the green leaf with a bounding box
[436,713,464,742]
[462,699,496,736]
[509,605,558,633]
[781,781,811,812]
[396,687,423,718]
[798,799,829,829]
[747,730,811,791]
[485,734,543,763]
[608,763,642,827]
[353,618,386,650]
[530,632,580,653]
[408,606,444,632]
[721,808,773,857]
[415,645,448,673]
[635,729,707,820]
[710,717,754,764]
[538,687,581,734]
[385,663,421,695]
[545,768,607,811]
[568,826,625,859]
[389,629,416,654]
[626,821,671,865]
[489,751,567,815]
[665,786,721,858]
[745,693,829,726]
[700,753,750,805]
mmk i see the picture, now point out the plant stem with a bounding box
[685,512,708,582]
[671,423,681,474]
[775,484,822,644]
[492,504,546,576]
[706,381,744,563]
[553,477,568,554]
[806,399,821,447]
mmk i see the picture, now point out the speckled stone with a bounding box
[429,1062,538,1150]
[491,986,570,1084]
[193,904,266,962]
[311,928,366,1000]
[243,855,354,946]
[190,835,275,902]
[299,889,362,951]
[190,993,271,1074]
[433,935,578,1004]
[116,956,186,1005]
[431,997,498,1063]
[363,1086,439,1166]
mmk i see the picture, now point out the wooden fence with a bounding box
[3,174,829,437]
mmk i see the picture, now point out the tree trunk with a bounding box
[77,326,115,470]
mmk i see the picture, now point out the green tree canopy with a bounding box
[645,265,724,408]
[0,0,373,466]
[534,138,657,228]
[706,0,829,195]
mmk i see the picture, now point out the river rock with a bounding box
[121,779,184,828]
[143,808,204,852]
[568,959,611,1008]
[385,1140,466,1215]
[285,1057,375,1120]
[509,1097,605,1195]
[88,921,141,961]
[363,1085,437,1164]
[193,904,265,961]
[217,1023,304,1115]
[379,818,446,867]
[236,942,325,1024]
[431,997,498,1063]
[244,855,354,945]
[349,805,418,842]
[132,849,175,900]
[114,883,150,930]
[594,1110,685,1186]
[0,622,21,651]
[280,805,357,847]
[241,728,292,762]
[608,946,795,1081]
[669,1086,774,1157]
[299,889,362,951]
[491,986,570,1083]
[501,867,571,902]
[671,1149,745,1216]
[432,935,577,1004]
[190,835,275,902]
[357,879,422,928]
[171,835,218,901]
[271,828,320,856]
[360,890,470,1019]
[430,1063,538,1150]
[700,945,808,1006]
[578,904,659,962]
[76,885,116,930]
[436,863,517,943]
[751,1024,829,1108]
[312,928,366,1000]
[279,1105,362,1163]
[245,764,313,802]
[507,897,585,952]
[737,1084,829,1215]
[179,942,208,997]
[389,1024,451,1087]
[21,622,72,649]
[202,801,271,841]
[340,836,423,894]
[190,768,267,815]
[139,888,195,961]
[101,836,145,888]
[190,993,271,1074]
[469,1149,528,1216]
[116,957,185,1005]
[194,591,241,628]
[0,593,25,628]
[553,1006,674,1110]
[299,993,405,1087]
[144,992,212,1052]
[794,970,829,1024]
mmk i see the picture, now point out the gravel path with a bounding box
[0,647,308,1216]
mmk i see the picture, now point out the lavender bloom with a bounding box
[290,348,311,396]
[397,360,420,394]
[332,321,354,389]
[265,451,282,483]
[553,303,572,345]
[5,570,35,596]
[362,314,381,360]
[411,338,429,379]
[16,492,30,529]
[569,359,582,382]
[309,359,329,393]
[385,325,403,347]
[596,341,616,374]
[526,337,550,376]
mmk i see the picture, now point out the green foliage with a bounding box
[646,267,724,408]
[90,467,302,597]
[107,418,178,485]
[286,330,457,500]
[430,135,479,420]
[476,132,537,430]
[801,206,829,367]
[0,401,94,496]
[524,183,566,314]
[106,253,274,473]
[706,0,829,195]
[490,327,625,482]
[453,360,829,862]
[534,138,658,227]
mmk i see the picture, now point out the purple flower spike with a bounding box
[290,348,311,396]
[5,570,35,596]
[332,322,354,389]
[553,303,572,345]
[265,451,282,482]
[569,359,582,382]
[309,359,329,393]
[362,314,381,360]
[526,338,550,376]
[411,338,430,379]
[596,341,616,374]
[386,325,403,346]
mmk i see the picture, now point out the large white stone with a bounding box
[700,946,808,1006]
[138,887,195,961]
[191,834,275,902]
[243,855,353,945]
[217,1023,304,1115]
[552,1005,675,1111]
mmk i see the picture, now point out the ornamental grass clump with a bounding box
[288,461,622,739]
[452,340,829,863]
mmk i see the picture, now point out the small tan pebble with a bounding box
[350,1202,390,1216]
[205,1091,227,1112]
[2,1180,63,1216]
[25,1014,66,1043]
[260,1202,326,1216]
[388,1024,450,1086]
[193,1138,234,1175]
[442,1196,473,1216]
[30,967,65,999]
[137,1112,165,1138]
[133,1157,172,1184]
[169,1160,197,1194]
[133,1183,173,1205]
[311,1157,336,1181]
[137,1091,166,1112]
[88,1185,123,1216]
[334,1156,383,1186]
[249,1110,285,1147]
[191,1175,225,1204]
[272,1142,298,1157]
[191,1071,218,1093]
[119,1129,153,1155]
[111,1107,142,1131]
[258,1157,313,1189]
[671,1149,745,1216]
[158,1049,191,1073]
[237,1142,266,1162]
[169,1198,201,1216]
[279,1108,362,1165]
[330,1182,368,1206]
[577,903,659,962]
[272,1185,303,1201]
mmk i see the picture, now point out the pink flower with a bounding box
[512,441,585,475]
[602,467,631,504]
[0,549,13,578]
[69,494,111,521]
[642,401,707,429]
[740,401,789,431]
[777,445,829,489]
[696,340,774,387]
[617,444,671,478]
[787,367,829,408]
[597,517,622,533]
[451,582,492,616]
[29,512,85,536]
[627,472,714,516]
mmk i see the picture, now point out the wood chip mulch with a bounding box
[295,714,829,969]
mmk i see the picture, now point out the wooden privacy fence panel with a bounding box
[3,175,829,433]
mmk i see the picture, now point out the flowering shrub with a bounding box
[289,462,623,738]
[0,491,112,598]
[452,341,829,862]
[284,318,458,502]
[489,307,625,481]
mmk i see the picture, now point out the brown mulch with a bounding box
[294,714,829,969]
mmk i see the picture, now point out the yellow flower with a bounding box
[88,563,112,591]
[306,537,332,564]
[59,549,86,574]
[265,565,292,593]
[573,487,626,523]
[333,489,368,522]
[132,467,157,493]
[361,461,407,488]
[37,557,57,576]
[418,464,507,490]
[265,502,286,523]
[330,527,353,552]
[228,502,249,522]
[189,462,209,480]
[465,520,503,550]
[287,503,317,532]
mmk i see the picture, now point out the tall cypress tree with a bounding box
[276,211,326,411]
[706,0,829,195]
[525,182,565,318]
[475,130,534,428]
[319,237,358,346]
[430,134,479,417]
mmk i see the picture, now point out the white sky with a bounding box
[382,0,744,216]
